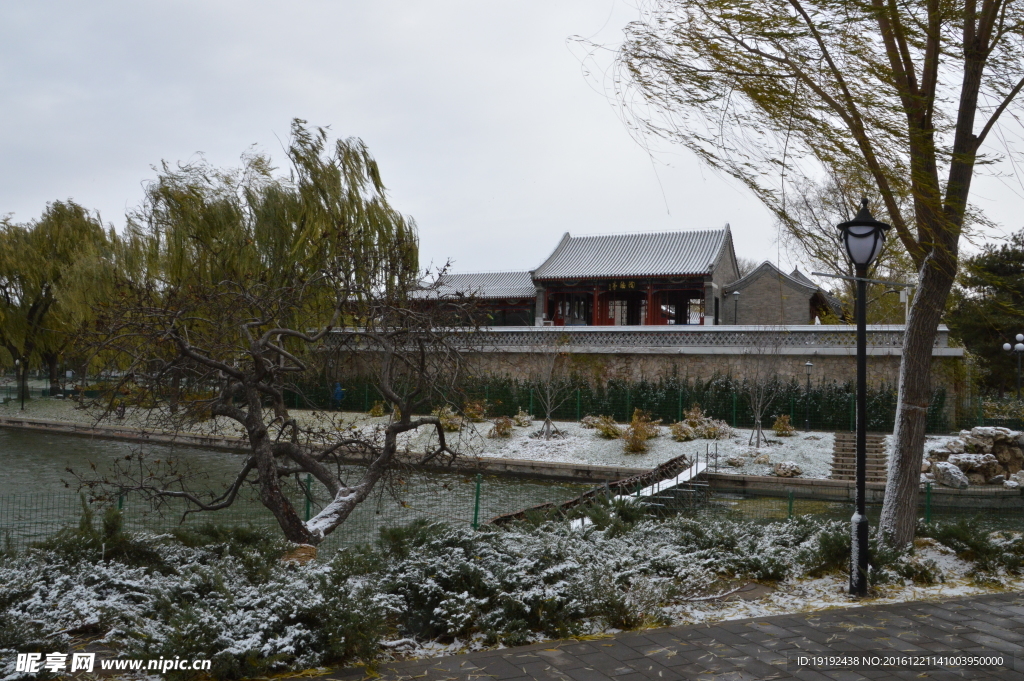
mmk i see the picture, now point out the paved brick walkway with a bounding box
[321,591,1024,681]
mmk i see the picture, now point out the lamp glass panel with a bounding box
[1016,343,1024,352]
[843,226,876,266]
[843,225,886,266]
[1005,343,1013,351]
[1017,333,1024,342]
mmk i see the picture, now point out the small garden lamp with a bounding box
[837,198,890,598]
[804,361,813,431]
[732,290,740,324]
[14,358,24,411]
[1002,334,1024,400]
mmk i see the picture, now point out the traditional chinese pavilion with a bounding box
[531,229,738,326]
[431,227,740,326]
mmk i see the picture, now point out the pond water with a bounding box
[0,428,588,552]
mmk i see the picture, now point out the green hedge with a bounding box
[286,376,950,434]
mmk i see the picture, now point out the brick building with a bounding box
[722,261,844,325]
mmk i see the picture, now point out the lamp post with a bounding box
[838,198,890,597]
[1003,334,1024,400]
[14,359,24,411]
[732,290,740,324]
[804,361,813,431]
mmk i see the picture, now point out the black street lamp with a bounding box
[838,198,890,597]
[1003,334,1024,400]
[804,361,814,431]
[733,290,740,324]
[14,359,25,411]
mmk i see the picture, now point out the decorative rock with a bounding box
[921,460,931,473]
[967,472,986,485]
[947,453,1000,478]
[933,461,969,489]
[774,461,803,477]
[1013,470,1024,485]
[920,473,935,485]
[988,475,1005,485]
[753,453,771,464]
[944,439,966,454]
[726,456,745,467]
[927,449,950,462]
[1005,480,1021,489]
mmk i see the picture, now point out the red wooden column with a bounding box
[592,287,601,326]
[645,283,654,325]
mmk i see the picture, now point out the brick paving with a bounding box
[319,591,1024,681]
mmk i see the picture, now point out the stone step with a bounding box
[832,457,888,463]
[831,465,887,472]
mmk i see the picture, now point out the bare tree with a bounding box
[532,332,575,440]
[743,328,786,448]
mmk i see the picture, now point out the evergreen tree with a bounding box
[948,231,1024,395]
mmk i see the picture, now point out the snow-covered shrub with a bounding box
[488,416,514,438]
[513,408,532,427]
[431,405,463,432]
[694,419,732,440]
[463,401,487,422]
[0,530,397,681]
[33,500,168,571]
[683,405,733,439]
[623,409,660,453]
[919,518,1024,575]
[771,414,795,436]
[669,421,696,442]
[579,414,600,429]
[591,415,623,439]
[369,401,386,417]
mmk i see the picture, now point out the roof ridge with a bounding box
[565,228,726,239]
[444,270,532,277]
[726,261,818,292]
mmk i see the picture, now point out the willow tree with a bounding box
[83,120,468,546]
[0,201,111,400]
[612,0,1024,545]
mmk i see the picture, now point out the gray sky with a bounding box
[1,1,1018,276]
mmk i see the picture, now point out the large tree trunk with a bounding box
[43,352,60,394]
[879,255,956,546]
[18,360,29,405]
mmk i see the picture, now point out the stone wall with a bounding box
[466,350,957,390]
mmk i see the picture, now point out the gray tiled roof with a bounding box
[532,229,729,280]
[427,271,536,299]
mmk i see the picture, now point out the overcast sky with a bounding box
[2,1,1019,277]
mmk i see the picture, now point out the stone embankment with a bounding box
[1,415,1021,507]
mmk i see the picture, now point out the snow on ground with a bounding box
[385,539,1024,663]
[1,398,963,480]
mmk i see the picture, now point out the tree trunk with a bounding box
[18,360,29,404]
[879,258,955,546]
[43,352,60,394]
[253,433,317,545]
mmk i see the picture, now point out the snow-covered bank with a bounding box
[2,397,978,482]
[2,514,1022,680]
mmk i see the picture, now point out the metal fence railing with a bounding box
[0,473,589,555]
[288,378,953,434]
[5,481,1022,556]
